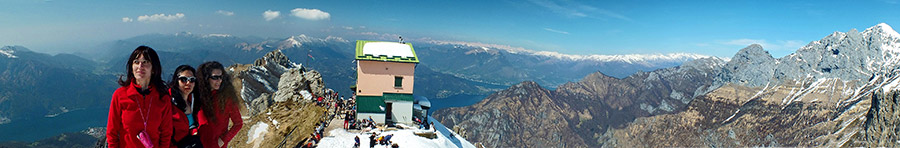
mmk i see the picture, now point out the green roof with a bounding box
[356,95,386,113]
[383,93,414,102]
[355,40,419,63]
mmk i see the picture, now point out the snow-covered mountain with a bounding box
[427,40,714,65]
[607,23,900,147]
[434,23,900,147]
[719,23,900,88]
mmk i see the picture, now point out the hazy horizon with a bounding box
[2,0,900,58]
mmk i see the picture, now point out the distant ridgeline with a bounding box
[1,31,705,145]
[434,23,900,147]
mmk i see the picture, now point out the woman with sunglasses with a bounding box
[107,46,173,148]
[169,65,203,148]
[195,61,243,148]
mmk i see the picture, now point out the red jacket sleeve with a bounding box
[106,92,121,148]
[222,102,243,145]
[158,94,174,148]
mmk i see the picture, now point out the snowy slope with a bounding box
[317,123,476,148]
[0,47,16,58]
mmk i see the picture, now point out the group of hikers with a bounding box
[106,46,243,148]
[301,90,352,148]
[301,120,329,148]
[355,133,397,148]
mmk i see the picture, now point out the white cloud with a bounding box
[543,28,570,34]
[342,26,354,30]
[263,10,280,21]
[721,39,805,51]
[528,0,630,21]
[136,13,185,22]
[360,32,404,41]
[290,8,330,20]
[723,39,767,46]
[122,17,133,22]
[216,10,234,16]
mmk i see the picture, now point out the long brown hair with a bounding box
[196,61,240,121]
[118,46,167,95]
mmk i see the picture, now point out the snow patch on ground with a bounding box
[318,127,473,148]
[0,48,16,58]
[247,121,270,147]
[882,76,900,92]
[723,109,741,123]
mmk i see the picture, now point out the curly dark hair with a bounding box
[196,61,240,122]
[118,46,167,95]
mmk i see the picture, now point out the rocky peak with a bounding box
[729,44,773,64]
[717,44,776,87]
[253,49,296,69]
[869,23,900,39]
[714,23,900,89]
[505,81,542,95]
[235,49,324,116]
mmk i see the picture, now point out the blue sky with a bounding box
[1,0,899,58]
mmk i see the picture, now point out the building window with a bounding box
[394,76,403,88]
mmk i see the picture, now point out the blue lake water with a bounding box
[0,107,108,142]
[428,94,488,116]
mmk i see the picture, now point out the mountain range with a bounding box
[434,23,900,147]
[0,30,702,143]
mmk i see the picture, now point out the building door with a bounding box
[385,102,393,123]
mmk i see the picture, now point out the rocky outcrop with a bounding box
[716,44,776,87]
[227,49,330,148]
[233,49,325,116]
[858,91,900,147]
[273,69,322,102]
[720,23,900,88]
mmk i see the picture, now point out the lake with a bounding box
[0,107,108,142]
[428,94,488,116]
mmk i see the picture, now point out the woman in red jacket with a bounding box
[107,46,173,148]
[169,65,203,148]
[196,61,243,148]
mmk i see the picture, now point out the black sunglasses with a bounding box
[178,76,196,83]
[209,75,223,80]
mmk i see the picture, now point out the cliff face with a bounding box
[232,49,324,116]
[434,81,586,148]
[434,57,725,147]
[859,91,900,147]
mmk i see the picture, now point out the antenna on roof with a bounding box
[399,36,404,44]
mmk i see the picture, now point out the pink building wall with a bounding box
[356,60,415,96]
